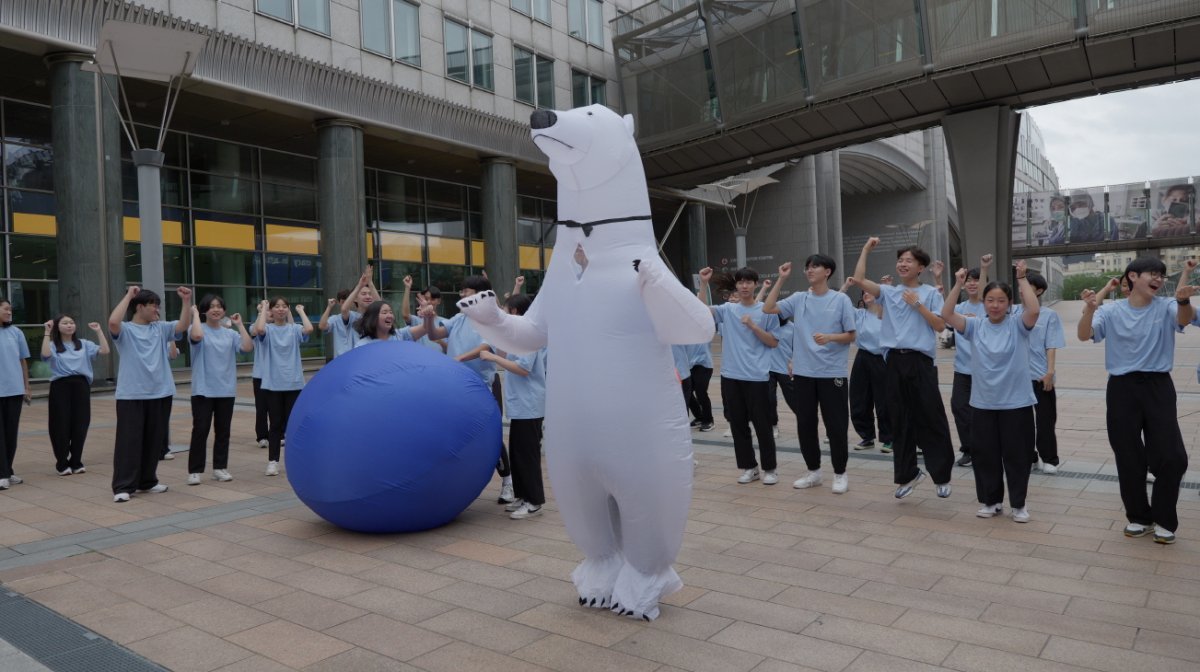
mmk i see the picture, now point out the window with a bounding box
[514,47,555,108]
[445,19,494,91]
[361,0,421,66]
[568,0,604,47]
[572,70,606,107]
[512,0,551,23]
[256,0,330,35]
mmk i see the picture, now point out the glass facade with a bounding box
[515,47,555,108]
[257,0,331,35]
[361,0,421,67]
[572,70,607,107]
[568,0,605,47]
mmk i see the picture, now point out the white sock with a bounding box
[502,476,512,486]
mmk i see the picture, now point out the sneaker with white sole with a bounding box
[976,503,1003,518]
[832,473,848,494]
[58,468,72,476]
[113,492,131,503]
[212,469,233,482]
[762,470,779,485]
[854,439,874,450]
[772,426,780,439]
[187,473,201,486]
[936,483,952,498]
[0,479,9,490]
[498,483,515,504]
[1041,463,1058,475]
[737,468,760,484]
[510,503,542,519]
[72,466,86,474]
[723,429,733,438]
[699,422,714,432]
[879,443,892,454]
[1153,525,1176,544]
[1011,507,1030,523]
[894,471,925,499]
[9,475,21,485]
[257,439,268,449]
[1123,522,1150,537]
[265,461,279,476]
[1146,472,1156,484]
[504,498,525,512]
[792,470,823,489]
[161,452,174,460]
[139,484,168,494]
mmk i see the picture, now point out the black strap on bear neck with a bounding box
[557,215,652,237]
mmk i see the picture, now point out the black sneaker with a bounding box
[699,422,714,432]
[956,453,973,467]
[854,439,875,450]
[689,419,702,428]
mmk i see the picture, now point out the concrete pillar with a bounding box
[315,119,365,357]
[924,128,951,285]
[45,52,124,383]
[816,150,844,285]
[480,158,518,295]
[685,202,707,290]
[798,156,820,277]
[942,106,1019,276]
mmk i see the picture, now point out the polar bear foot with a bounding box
[608,562,682,623]
[578,595,613,609]
[610,601,658,621]
[455,290,504,326]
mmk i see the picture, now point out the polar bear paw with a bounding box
[577,594,613,609]
[609,601,658,621]
[455,290,504,326]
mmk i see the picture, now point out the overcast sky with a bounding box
[1025,78,1200,190]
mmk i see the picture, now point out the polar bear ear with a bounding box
[623,114,635,137]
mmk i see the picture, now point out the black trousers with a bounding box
[767,373,782,427]
[971,406,1034,508]
[49,376,91,472]
[509,418,545,506]
[1032,380,1059,465]
[1106,373,1189,532]
[680,377,693,412]
[0,395,23,479]
[189,396,235,474]
[113,397,171,494]
[885,351,954,485]
[849,351,891,444]
[950,372,973,455]
[491,376,510,478]
[688,365,714,424]
[791,375,850,475]
[264,389,300,462]
[252,377,269,442]
[160,396,174,459]
[721,377,776,471]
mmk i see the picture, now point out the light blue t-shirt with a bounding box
[191,324,243,398]
[1091,298,1178,375]
[44,339,101,384]
[251,334,265,380]
[0,326,31,396]
[853,308,883,356]
[112,321,181,400]
[711,302,779,382]
[326,313,357,357]
[878,284,945,360]
[504,348,547,420]
[952,300,984,375]
[776,290,856,378]
[1027,308,1065,379]
[353,329,415,347]
[444,312,495,383]
[407,314,446,351]
[258,323,308,391]
[961,316,1037,410]
[671,345,692,380]
[685,342,713,369]
[769,322,793,375]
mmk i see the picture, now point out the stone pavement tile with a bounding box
[894,608,1048,657]
[612,626,763,672]
[988,527,1106,552]
[308,530,398,554]
[302,647,421,672]
[255,590,369,631]
[273,566,374,599]
[212,654,296,672]
[364,542,460,569]
[505,552,576,581]
[172,536,258,562]
[341,585,455,623]
[354,562,458,594]
[940,642,1094,672]
[745,561,866,595]
[505,536,585,563]
[932,575,1071,613]
[512,633,660,672]
[685,590,820,634]
[239,533,329,559]
[197,571,296,605]
[820,557,940,590]
[292,547,383,575]
[801,614,955,666]
[108,572,212,610]
[1064,597,1200,638]
[646,604,734,639]
[772,585,906,626]
[852,580,988,619]
[830,517,934,541]
[219,551,312,579]
[0,647,52,672]
[661,584,707,607]
[721,542,833,571]
[164,595,276,637]
[709,621,863,672]
[128,625,253,672]
[675,547,761,574]
[0,519,51,545]
[324,613,452,661]
[1133,628,1200,662]
[432,558,537,588]
[1009,570,1149,606]
[980,602,1135,648]
[1030,545,1160,574]
[26,578,127,617]
[792,538,900,565]
[435,539,531,567]
[679,566,789,600]
[28,517,98,537]
[859,533,971,561]
[1147,590,1200,617]
[694,509,782,531]
[412,641,555,672]
[152,531,210,548]
[506,575,578,605]
[843,650,950,672]
[73,600,186,644]
[144,553,238,584]
[200,522,270,543]
[706,524,799,549]
[438,519,530,548]
[960,548,1087,579]
[1157,559,1200,581]
[65,556,158,588]
[681,532,742,554]
[510,602,644,647]
[0,570,77,593]
[1040,635,1198,672]
[261,518,330,540]
[417,606,547,654]
[925,530,1040,555]
[101,539,184,566]
[749,659,825,672]
[226,619,354,668]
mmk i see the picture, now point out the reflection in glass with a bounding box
[6,282,57,325]
[260,150,316,187]
[3,100,52,147]
[4,144,54,191]
[426,207,466,238]
[377,171,422,203]
[472,30,495,91]
[121,162,187,206]
[445,20,469,83]
[376,199,424,233]
[266,253,321,288]
[377,261,425,293]
[188,136,258,177]
[193,248,261,287]
[298,0,330,33]
[515,47,535,105]
[125,244,192,284]
[393,0,421,66]
[425,180,463,209]
[8,235,57,279]
[262,182,317,221]
[361,0,390,54]
[191,173,260,214]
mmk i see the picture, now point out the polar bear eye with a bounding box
[587,112,593,116]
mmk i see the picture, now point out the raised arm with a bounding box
[189,305,204,342]
[1077,284,1104,341]
[89,322,110,355]
[479,350,529,377]
[978,253,992,289]
[40,320,53,359]
[762,263,790,315]
[296,304,313,336]
[253,299,269,337]
[942,268,969,333]
[342,267,370,319]
[1176,259,1198,327]
[511,275,525,296]
[175,287,194,334]
[400,275,414,322]
[853,237,882,298]
[697,267,717,315]
[754,278,772,304]
[318,297,337,332]
[231,313,253,352]
[425,304,450,340]
[1015,261,1039,329]
[928,260,945,296]
[108,285,139,336]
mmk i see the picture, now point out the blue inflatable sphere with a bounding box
[286,342,502,533]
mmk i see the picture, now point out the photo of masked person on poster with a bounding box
[1045,195,1067,245]
[1066,192,1109,243]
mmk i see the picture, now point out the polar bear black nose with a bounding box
[530,110,557,129]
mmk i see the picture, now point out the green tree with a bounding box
[1062,273,1112,300]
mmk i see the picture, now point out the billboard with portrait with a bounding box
[1107,182,1150,240]
[1024,191,1066,247]
[1011,194,1030,246]
[1063,187,1110,243]
[1147,178,1193,239]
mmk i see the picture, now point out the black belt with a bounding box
[558,215,651,237]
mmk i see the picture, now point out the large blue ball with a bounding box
[286,342,502,533]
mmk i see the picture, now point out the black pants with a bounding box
[680,377,693,412]
[509,418,545,506]
[1032,380,1059,466]
[49,376,90,472]
[113,397,171,494]
[0,395,23,479]
[264,389,300,462]
[767,373,782,428]
[189,396,235,474]
[971,406,1034,508]
[886,351,954,485]
[252,377,269,442]
[491,376,510,478]
[1106,373,1189,532]
[791,375,850,475]
[950,372,973,456]
[688,365,714,423]
[721,377,776,471]
[849,350,891,444]
[160,396,174,459]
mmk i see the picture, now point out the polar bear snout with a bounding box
[530,110,557,129]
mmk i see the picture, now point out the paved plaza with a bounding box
[1,300,1199,671]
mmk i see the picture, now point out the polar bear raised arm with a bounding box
[635,256,715,344]
[456,290,548,354]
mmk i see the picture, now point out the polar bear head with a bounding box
[530,105,640,192]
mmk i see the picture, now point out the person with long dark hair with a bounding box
[847,278,891,454]
[187,295,253,486]
[0,297,31,490]
[949,255,992,468]
[40,314,109,475]
[353,300,431,346]
[253,296,312,477]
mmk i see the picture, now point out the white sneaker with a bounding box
[212,469,233,482]
[762,470,779,485]
[139,484,168,494]
[723,429,732,438]
[0,478,9,490]
[58,468,72,476]
[72,466,86,474]
[113,492,131,503]
[161,452,175,460]
[9,475,22,485]
[936,483,952,498]
[257,439,268,449]
[1011,507,1030,523]
[498,483,515,504]
[265,461,279,476]
[772,426,780,439]
[976,503,1003,518]
[1147,472,1157,484]
[505,498,525,512]
[509,503,542,519]
[1041,463,1058,475]
[832,473,849,494]
[737,468,760,484]
[792,470,823,489]
[187,473,201,486]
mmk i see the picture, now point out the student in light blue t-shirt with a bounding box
[186,295,254,486]
[943,261,1039,523]
[108,286,193,502]
[948,256,992,469]
[40,314,109,476]
[847,283,891,453]
[684,341,715,430]
[1024,273,1066,474]
[401,275,449,353]
[253,296,313,478]
[318,289,355,357]
[353,300,432,346]
[852,237,955,501]
[0,297,32,491]
[337,265,381,353]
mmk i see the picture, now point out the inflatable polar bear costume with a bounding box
[457,105,715,620]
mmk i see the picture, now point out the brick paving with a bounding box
[1,300,1198,671]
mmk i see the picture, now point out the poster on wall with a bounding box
[1063,187,1110,243]
[1011,194,1031,246]
[1107,182,1150,240]
[1147,178,1193,238]
[1025,191,1065,246]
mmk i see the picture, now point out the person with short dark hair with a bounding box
[108,285,193,502]
[0,297,31,490]
[186,295,254,486]
[338,265,380,349]
[949,255,992,468]
[685,341,715,431]
[846,279,891,453]
[318,288,355,357]
[1079,256,1192,544]
[41,314,109,476]
[1023,272,1065,474]
[400,275,447,352]
[253,296,313,477]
